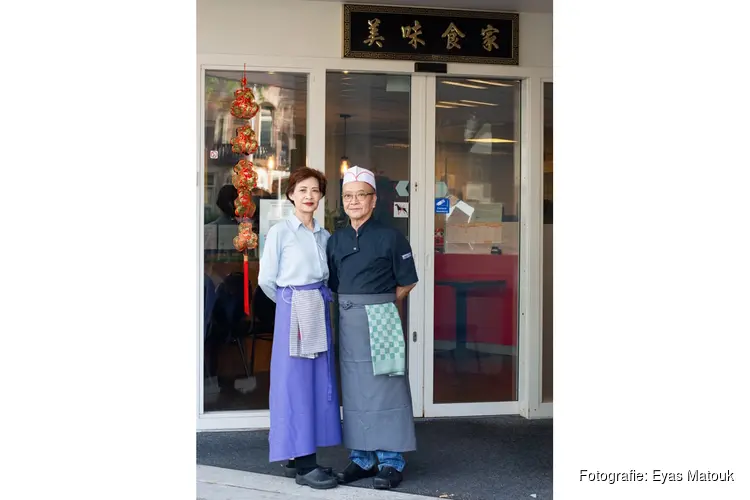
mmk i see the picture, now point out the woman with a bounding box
[258,167,341,490]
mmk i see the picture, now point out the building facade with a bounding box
[197,0,553,431]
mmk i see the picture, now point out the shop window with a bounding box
[202,70,308,413]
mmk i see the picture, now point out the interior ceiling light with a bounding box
[466,79,513,87]
[435,104,456,109]
[460,99,498,106]
[439,101,476,107]
[442,81,487,89]
[465,137,516,143]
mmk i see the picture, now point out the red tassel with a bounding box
[243,253,250,316]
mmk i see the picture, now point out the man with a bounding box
[327,166,418,490]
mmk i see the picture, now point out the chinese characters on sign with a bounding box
[344,5,519,65]
[364,18,385,47]
[401,21,425,49]
[379,19,501,51]
[481,24,500,52]
[441,22,466,50]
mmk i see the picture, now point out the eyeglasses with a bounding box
[342,192,374,202]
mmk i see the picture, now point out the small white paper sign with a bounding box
[258,199,294,258]
[448,200,475,222]
[393,202,409,218]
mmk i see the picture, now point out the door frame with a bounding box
[411,73,524,418]
[196,54,550,430]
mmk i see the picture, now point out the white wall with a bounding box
[198,0,551,68]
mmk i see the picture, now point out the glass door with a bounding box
[421,75,522,417]
[324,71,424,417]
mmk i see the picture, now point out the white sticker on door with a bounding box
[393,202,409,218]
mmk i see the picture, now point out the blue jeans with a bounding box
[350,449,406,472]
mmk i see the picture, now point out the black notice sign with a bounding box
[343,4,519,65]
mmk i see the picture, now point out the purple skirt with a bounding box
[268,281,342,462]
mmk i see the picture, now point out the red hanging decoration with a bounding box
[232,222,258,252]
[233,191,256,218]
[243,254,251,315]
[230,125,258,155]
[228,64,261,317]
[230,78,260,120]
[232,160,259,191]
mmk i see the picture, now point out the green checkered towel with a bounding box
[364,302,406,377]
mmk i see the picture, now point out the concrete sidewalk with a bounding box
[197,465,440,500]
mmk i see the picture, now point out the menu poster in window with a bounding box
[258,199,295,259]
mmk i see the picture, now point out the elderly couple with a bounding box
[257,166,418,491]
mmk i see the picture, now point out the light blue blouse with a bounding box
[258,213,330,302]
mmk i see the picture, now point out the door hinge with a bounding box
[412,331,417,342]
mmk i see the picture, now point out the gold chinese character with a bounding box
[441,22,465,50]
[363,18,385,48]
[481,24,500,52]
[401,20,425,49]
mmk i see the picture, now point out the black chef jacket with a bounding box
[326,218,418,295]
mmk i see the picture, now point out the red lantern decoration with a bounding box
[230,77,260,120]
[229,65,261,316]
[233,223,258,252]
[233,192,256,219]
[231,125,258,155]
[232,160,259,191]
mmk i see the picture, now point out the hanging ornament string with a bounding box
[230,63,260,316]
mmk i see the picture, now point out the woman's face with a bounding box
[289,176,322,214]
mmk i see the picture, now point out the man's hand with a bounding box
[396,283,416,301]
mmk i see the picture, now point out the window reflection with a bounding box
[203,70,308,413]
[324,72,412,401]
[433,78,522,403]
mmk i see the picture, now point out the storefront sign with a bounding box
[343,4,519,65]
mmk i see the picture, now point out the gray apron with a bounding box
[337,293,417,452]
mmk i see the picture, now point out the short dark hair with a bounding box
[285,167,327,204]
[216,184,238,218]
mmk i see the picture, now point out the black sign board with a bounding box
[343,4,519,65]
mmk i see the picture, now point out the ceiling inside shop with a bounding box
[308,0,552,14]
[326,72,522,146]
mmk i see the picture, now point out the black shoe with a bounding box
[295,467,338,489]
[283,463,332,478]
[373,466,403,490]
[335,461,378,484]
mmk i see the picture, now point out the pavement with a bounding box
[197,416,553,500]
[197,464,439,500]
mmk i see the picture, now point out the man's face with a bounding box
[342,181,377,221]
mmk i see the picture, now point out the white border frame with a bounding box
[528,77,553,419]
[408,75,428,418]
[196,54,551,430]
[517,76,551,419]
[419,73,523,418]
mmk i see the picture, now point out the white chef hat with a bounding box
[342,165,376,191]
